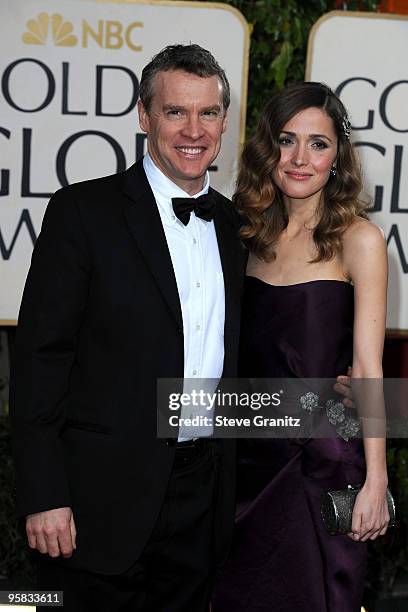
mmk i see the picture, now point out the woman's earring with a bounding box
[330,166,337,177]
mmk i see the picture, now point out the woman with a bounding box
[213,82,389,611]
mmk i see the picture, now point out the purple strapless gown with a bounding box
[213,278,367,612]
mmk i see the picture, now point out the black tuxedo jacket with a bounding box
[10,160,246,575]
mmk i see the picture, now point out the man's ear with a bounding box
[138,99,149,133]
[221,110,228,134]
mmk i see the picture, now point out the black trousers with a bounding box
[37,440,219,612]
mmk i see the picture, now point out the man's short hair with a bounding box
[139,44,230,113]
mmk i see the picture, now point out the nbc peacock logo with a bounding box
[22,13,78,47]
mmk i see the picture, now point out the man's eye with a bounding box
[166,110,182,117]
[203,110,219,117]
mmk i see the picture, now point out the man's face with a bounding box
[138,70,228,195]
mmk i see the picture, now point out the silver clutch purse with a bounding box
[321,484,396,535]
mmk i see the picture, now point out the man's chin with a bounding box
[175,167,208,183]
[171,171,208,194]
[176,163,208,177]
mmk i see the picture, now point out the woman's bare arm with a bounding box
[343,219,389,542]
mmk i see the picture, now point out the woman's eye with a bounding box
[278,137,293,146]
[312,141,328,149]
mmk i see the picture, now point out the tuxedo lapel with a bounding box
[121,161,183,331]
[212,190,242,336]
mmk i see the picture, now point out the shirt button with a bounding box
[193,238,197,245]
[196,281,201,288]
[171,215,176,220]
[193,370,197,376]
[196,324,201,331]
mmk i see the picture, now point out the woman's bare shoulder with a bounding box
[342,217,385,254]
[342,218,387,281]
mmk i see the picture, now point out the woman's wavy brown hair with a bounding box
[235,82,368,262]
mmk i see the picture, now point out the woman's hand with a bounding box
[348,479,389,542]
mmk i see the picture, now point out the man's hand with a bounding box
[333,366,354,409]
[26,507,76,558]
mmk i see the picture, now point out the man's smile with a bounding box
[175,146,207,156]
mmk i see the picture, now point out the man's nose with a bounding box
[181,115,205,140]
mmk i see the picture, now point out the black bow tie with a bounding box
[171,193,216,226]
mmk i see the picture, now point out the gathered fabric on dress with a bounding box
[213,277,367,612]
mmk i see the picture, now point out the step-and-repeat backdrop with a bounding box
[0,0,249,323]
[307,10,408,332]
[2,7,407,331]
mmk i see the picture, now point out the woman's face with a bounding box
[272,107,338,202]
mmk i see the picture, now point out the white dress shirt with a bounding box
[143,154,225,438]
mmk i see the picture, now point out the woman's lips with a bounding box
[285,171,313,181]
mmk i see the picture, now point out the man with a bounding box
[10,44,245,611]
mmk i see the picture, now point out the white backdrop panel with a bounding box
[307,11,408,332]
[0,0,249,322]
